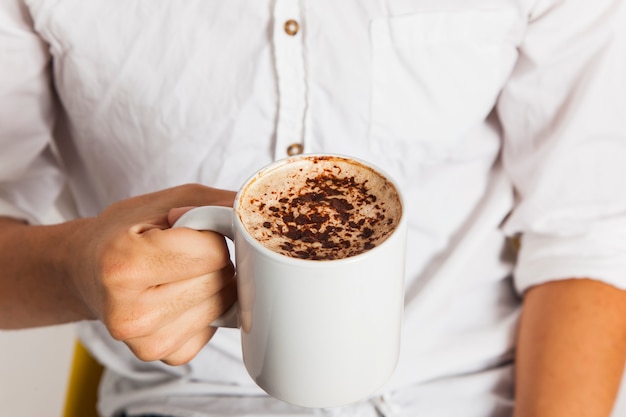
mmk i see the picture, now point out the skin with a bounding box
[514,279,626,417]
[0,184,237,366]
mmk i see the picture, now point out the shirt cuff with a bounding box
[513,215,626,294]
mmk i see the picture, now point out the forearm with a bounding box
[514,278,626,417]
[0,217,94,329]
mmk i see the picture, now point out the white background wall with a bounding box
[0,324,75,417]
[1,324,626,417]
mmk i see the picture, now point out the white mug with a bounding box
[173,154,407,408]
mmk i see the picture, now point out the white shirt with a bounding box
[2,0,626,416]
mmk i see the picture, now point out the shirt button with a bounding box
[284,19,299,36]
[286,143,304,156]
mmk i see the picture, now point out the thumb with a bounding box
[168,206,197,226]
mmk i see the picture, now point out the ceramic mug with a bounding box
[173,154,406,408]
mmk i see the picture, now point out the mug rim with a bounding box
[233,153,406,265]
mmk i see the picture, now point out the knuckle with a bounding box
[97,237,138,285]
[162,352,195,366]
[107,324,132,342]
[161,331,216,366]
[130,340,171,363]
[106,318,132,341]
[107,318,138,341]
[106,308,155,341]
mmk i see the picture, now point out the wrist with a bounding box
[49,217,99,321]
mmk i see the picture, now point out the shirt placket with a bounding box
[272,0,307,160]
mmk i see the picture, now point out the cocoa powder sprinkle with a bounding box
[255,172,393,259]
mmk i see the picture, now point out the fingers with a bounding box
[112,268,238,364]
[96,184,236,235]
[139,227,232,285]
[165,184,236,208]
[105,262,235,338]
[128,278,238,365]
[161,328,218,366]
[96,210,237,363]
[133,184,237,216]
[96,226,232,295]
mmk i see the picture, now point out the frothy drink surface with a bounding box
[238,156,402,260]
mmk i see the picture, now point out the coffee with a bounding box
[238,155,402,260]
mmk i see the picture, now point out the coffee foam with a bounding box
[238,156,402,260]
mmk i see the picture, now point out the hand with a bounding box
[67,184,237,365]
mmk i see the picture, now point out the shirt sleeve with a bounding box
[498,0,626,293]
[0,0,65,224]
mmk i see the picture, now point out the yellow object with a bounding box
[63,340,104,417]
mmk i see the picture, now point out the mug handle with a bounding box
[172,206,240,329]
